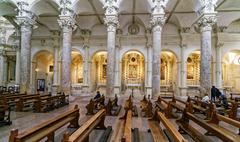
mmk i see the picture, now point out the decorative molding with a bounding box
[180,27,190,33]
[150,15,166,28]
[128,23,140,35]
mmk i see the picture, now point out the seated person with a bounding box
[94,91,101,100]
[201,94,210,104]
[100,94,105,105]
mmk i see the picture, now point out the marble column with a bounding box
[52,31,60,94]
[215,43,223,88]
[19,23,33,93]
[83,45,89,93]
[82,29,91,92]
[114,29,122,95]
[104,16,118,96]
[151,16,165,98]
[0,48,5,86]
[198,15,216,95]
[58,17,75,95]
[15,46,20,85]
[180,45,187,95]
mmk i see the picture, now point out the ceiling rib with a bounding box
[45,0,59,14]
[166,0,181,24]
[132,0,136,23]
[216,0,226,9]
[88,0,103,24]
[3,16,19,29]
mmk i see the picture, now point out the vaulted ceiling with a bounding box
[0,0,240,34]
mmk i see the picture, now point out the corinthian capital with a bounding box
[104,16,119,32]
[16,1,36,27]
[150,15,166,28]
[58,16,76,32]
[198,14,217,31]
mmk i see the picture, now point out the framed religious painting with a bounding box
[37,79,45,91]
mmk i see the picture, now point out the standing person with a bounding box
[211,86,217,101]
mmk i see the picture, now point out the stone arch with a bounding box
[121,50,145,93]
[32,50,54,93]
[71,49,84,84]
[160,51,178,90]
[186,50,201,86]
[222,49,240,92]
[90,51,108,92]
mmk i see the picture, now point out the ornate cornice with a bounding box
[198,14,217,31]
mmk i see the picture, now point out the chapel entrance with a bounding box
[121,51,145,95]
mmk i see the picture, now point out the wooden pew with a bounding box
[62,109,109,142]
[33,94,69,113]
[15,94,50,112]
[228,101,240,120]
[119,96,139,142]
[9,105,80,142]
[140,96,153,117]
[148,110,188,142]
[177,103,240,142]
[208,105,240,135]
[0,105,12,126]
[187,97,214,119]
[105,95,122,116]
[86,95,105,115]
[121,110,132,142]
[155,96,174,118]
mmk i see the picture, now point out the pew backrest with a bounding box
[9,105,79,142]
[62,109,106,142]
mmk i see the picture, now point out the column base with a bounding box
[52,84,59,95]
[179,87,188,96]
[114,86,120,96]
[82,85,89,94]
[145,86,152,99]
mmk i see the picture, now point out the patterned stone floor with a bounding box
[0,92,239,142]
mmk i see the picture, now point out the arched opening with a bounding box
[160,51,178,92]
[32,51,53,93]
[91,51,107,92]
[222,50,240,92]
[71,51,83,84]
[121,51,145,93]
[187,51,200,86]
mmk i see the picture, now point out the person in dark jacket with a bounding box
[94,91,101,99]
[211,86,217,101]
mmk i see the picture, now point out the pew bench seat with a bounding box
[207,124,240,140]
[9,105,79,142]
[19,116,75,142]
[155,102,167,111]
[148,121,168,142]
